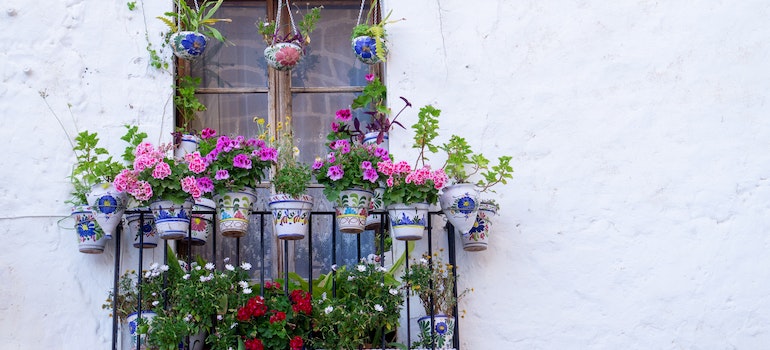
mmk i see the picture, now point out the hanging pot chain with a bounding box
[272,0,300,45]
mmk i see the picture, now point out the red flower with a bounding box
[244,338,264,350]
[269,311,286,324]
[245,296,267,317]
[290,290,312,314]
[289,336,304,350]
[236,306,251,321]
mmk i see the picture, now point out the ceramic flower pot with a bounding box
[150,199,194,240]
[268,194,313,240]
[264,42,303,71]
[123,311,156,350]
[123,208,158,248]
[460,201,497,251]
[417,314,455,350]
[439,183,480,235]
[174,133,199,159]
[364,187,385,230]
[188,197,215,245]
[72,205,108,254]
[387,202,429,241]
[362,131,389,150]
[179,331,206,350]
[334,188,373,234]
[86,182,127,239]
[170,31,208,60]
[215,189,257,237]
[351,35,383,65]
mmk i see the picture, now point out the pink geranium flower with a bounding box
[327,165,344,181]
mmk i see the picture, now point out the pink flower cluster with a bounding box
[377,160,447,190]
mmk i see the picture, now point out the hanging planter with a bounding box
[351,0,399,65]
[335,188,373,234]
[174,133,200,159]
[123,209,159,249]
[258,1,321,71]
[71,205,109,254]
[268,194,313,240]
[214,189,257,237]
[86,182,127,240]
[188,197,215,245]
[439,183,480,235]
[150,199,194,240]
[460,199,498,251]
[387,202,429,241]
[170,31,208,60]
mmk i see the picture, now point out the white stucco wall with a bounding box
[2,0,770,348]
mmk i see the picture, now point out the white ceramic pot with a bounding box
[123,208,158,248]
[460,201,497,251]
[387,202,429,241]
[334,188,373,234]
[264,42,303,71]
[170,31,208,60]
[72,205,108,254]
[215,189,257,237]
[150,199,194,240]
[268,194,313,240]
[439,183,479,235]
[86,182,127,239]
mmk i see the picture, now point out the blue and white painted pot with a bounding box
[123,208,158,248]
[269,194,313,240]
[123,311,156,350]
[72,205,108,254]
[86,182,127,239]
[170,31,207,60]
[387,202,429,241]
[352,35,384,65]
[439,183,480,235]
[417,314,455,350]
[364,187,386,230]
[215,189,257,237]
[460,201,497,251]
[335,188,373,234]
[174,134,200,159]
[150,199,193,240]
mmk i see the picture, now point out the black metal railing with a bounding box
[111,208,461,350]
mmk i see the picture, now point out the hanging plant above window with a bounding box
[351,0,403,65]
[257,1,322,71]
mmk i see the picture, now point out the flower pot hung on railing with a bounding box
[460,198,499,251]
[71,205,109,254]
[258,1,321,71]
[123,207,159,248]
[159,0,231,60]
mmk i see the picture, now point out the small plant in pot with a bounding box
[258,4,322,71]
[351,0,403,65]
[159,0,231,60]
[172,75,207,158]
[402,252,471,350]
[438,134,514,235]
[103,265,167,350]
[267,116,314,240]
[350,73,412,148]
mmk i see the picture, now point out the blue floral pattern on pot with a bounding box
[352,35,382,65]
[439,183,480,234]
[124,209,159,249]
[269,194,313,240]
[417,314,455,350]
[72,205,108,254]
[461,201,497,251]
[150,199,193,240]
[170,31,208,60]
[87,182,127,239]
[387,202,429,241]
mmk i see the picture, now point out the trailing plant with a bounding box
[270,116,312,197]
[401,252,470,317]
[174,76,206,133]
[256,5,322,46]
[158,0,231,42]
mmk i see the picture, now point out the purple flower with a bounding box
[233,154,252,169]
[365,74,375,82]
[327,166,344,181]
[327,152,336,164]
[259,147,278,162]
[361,161,372,170]
[256,139,266,148]
[197,177,214,193]
[312,159,324,170]
[363,168,378,183]
[335,109,352,121]
[374,147,388,158]
[331,122,339,132]
[245,138,259,147]
[215,170,229,180]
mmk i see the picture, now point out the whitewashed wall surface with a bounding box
[1,0,770,348]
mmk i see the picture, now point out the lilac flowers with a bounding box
[198,128,278,194]
[313,140,390,201]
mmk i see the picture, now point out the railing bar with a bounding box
[427,215,435,350]
[447,222,459,350]
[136,210,145,349]
[260,213,265,296]
[111,215,122,350]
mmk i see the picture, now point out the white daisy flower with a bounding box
[159,265,169,272]
[356,264,366,272]
[182,274,190,280]
[243,288,253,295]
[241,262,252,270]
[149,263,159,270]
[374,304,384,312]
[238,281,250,289]
[324,306,333,314]
[217,315,223,320]
[152,301,159,307]
[331,264,338,271]
[205,262,215,270]
[389,288,398,295]
[225,264,235,271]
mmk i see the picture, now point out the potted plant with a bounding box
[462,198,499,251]
[197,126,277,237]
[438,134,514,235]
[267,116,314,240]
[351,1,401,65]
[172,76,207,158]
[377,105,448,241]
[211,280,313,350]
[103,265,167,350]
[147,255,253,350]
[401,253,471,350]
[313,124,390,233]
[310,259,404,349]
[258,4,322,71]
[113,141,211,239]
[350,73,412,149]
[159,0,231,60]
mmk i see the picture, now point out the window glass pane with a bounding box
[291,92,364,164]
[190,1,269,88]
[192,93,269,137]
[291,3,370,87]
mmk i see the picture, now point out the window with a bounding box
[177,0,381,281]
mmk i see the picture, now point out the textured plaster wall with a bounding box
[1,0,769,348]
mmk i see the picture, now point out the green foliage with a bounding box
[440,134,514,191]
[68,130,127,205]
[351,6,402,62]
[147,41,169,70]
[412,105,441,162]
[401,253,470,317]
[120,125,148,165]
[271,116,312,197]
[127,1,136,11]
[256,6,323,45]
[313,142,385,201]
[159,0,231,43]
[174,76,206,132]
[310,261,403,349]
